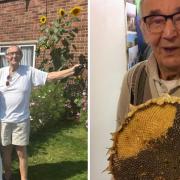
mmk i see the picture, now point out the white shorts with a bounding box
[1,120,30,146]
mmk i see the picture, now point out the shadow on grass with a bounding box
[13,160,87,180]
[28,120,82,156]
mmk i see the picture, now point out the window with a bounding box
[0,52,5,68]
[0,44,36,67]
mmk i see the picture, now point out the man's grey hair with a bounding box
[6,45,23,56]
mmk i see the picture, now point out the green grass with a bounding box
[12,120,87,180]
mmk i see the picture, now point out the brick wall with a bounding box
[0,0,87,67]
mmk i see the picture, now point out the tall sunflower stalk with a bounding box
[36,6,87,122]
[37,6,82,71]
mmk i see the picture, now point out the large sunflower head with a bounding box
[69,6,82,16]
[57,8,65,17]
[39,15,47,25]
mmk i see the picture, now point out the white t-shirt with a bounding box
[0,65,48,123]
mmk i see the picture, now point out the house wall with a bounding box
[0,0,87,66]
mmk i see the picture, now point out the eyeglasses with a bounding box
[6,75,11,86]
[143,12,180,34]
[6,52,21,56]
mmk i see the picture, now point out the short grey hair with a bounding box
[6,45,22,56]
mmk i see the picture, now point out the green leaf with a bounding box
[71,16,81,22]
[45,28,50,34]
[72,27,79,33]
[65,21,72,27]
[59,28,68,34]
[52,35,59,43]
[38,36,48,42]
[52,20,60,28]
[53,27,59,34]
[74,98,82,107]
[49,28,54,35]
[46,41,51,49]
[37,36,48,47]
[60,55,66,64]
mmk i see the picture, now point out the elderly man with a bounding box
[117,0,180,128]
[0,45,82,180]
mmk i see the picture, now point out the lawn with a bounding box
[12,120,87,180]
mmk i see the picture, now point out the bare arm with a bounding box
[47,64,80,81]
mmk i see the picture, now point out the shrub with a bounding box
[30,82,66,134]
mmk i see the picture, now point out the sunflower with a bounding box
[69,6,82,16]
[57,8,65,17]
[39,15,47,25]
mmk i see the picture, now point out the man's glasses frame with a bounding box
[142,12,180,34]
[6,52,21,57]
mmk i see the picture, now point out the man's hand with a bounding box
[73,64,84,76]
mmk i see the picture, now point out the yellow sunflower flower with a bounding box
[57,8,65,16]
[39,15,47,25]
[69,6,82,16]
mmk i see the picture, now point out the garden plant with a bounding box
[30,6,87,132]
